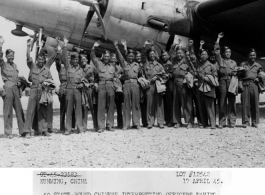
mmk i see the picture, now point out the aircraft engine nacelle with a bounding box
[44,37,74,51]
[103,0,192,49]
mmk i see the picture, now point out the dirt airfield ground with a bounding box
[0,95,265,168]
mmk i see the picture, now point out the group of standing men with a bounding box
[0,32,265,139]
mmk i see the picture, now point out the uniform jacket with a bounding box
[197,60,218,98]
[27,57,52,88]
[62,47,85,87]
[214,43,237,81]
[90,48,117,82]
[0,50,19,88]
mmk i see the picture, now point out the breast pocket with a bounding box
[31,71,39,83]
[4,69,14,77]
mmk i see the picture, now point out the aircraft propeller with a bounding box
[72,0,108,46]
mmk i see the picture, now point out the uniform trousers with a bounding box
[197,91,216,128]
[145,83,164,126]
[58,86,75,132]
[123,82,140,128]
[140,90,147,127]
[218,80,236,126]
[3,86,25,135]
[115,92,123,128]
[82,88,97,130]
[241,82,259,125]
[163,83,173,125]
[23,87,48,133]
[172,81,193,125]
[97,83,115,129]
[65,88,84,133]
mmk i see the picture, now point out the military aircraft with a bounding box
[0,0,264,65]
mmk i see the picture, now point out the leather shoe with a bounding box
[106,127,115,132]
[42,132,51,137]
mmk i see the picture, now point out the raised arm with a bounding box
[0,36,5,67]
[46,46,60,68]
[141,40,153,65]
[214,32,224,66]
[90,41,101,69]
[26,39,34,70]
[121,39,128,56]
[114,40,126,69]
[62,36,70,70]
[55,55,61,73]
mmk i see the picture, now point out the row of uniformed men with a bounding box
[0,33,264,138]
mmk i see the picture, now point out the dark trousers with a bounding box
[218,80,236,126]
[98,84,115,129]
[145,84,164,126]
[123,82,140,128]
[82,88,97,130]
[172,81,193,125]
[115,92,123,128]
[47,103,53,130]
[3,86,25,135]
[197,91,216,128]
[23,88,48,133]
[192,87,201,125]
[241,83,260,125]
[58,88,75,132]
[140,90,147,126]
[163,85,173,125]
[65,88,84,133]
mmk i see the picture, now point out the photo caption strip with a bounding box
[33,171,230,195]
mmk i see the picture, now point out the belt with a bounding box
[124,79,137,84]
[243,79,255,86]
[219,76,231,81]
[174,78,184,82]
[66,84,78,89]
[4,81,17,87]
[31,84,42,89]
[99,80,113,85]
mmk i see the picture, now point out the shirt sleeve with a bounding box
[62,46,69,70]
[0,48,4,68]
[46,49,58,68]
[27,57,34,70]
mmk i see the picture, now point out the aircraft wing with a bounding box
[194,0,265,57]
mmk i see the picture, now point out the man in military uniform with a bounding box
[91,41,118,133]
[80,53,98,131]
[160,50,174,127]
[114,40,142,130]
[55,54,76,133]
[111,53,124,129]
[239,49,264,128]
[142,41,166,129]
[171,46,194,128]
[62,37,85,135]
[135,51,148,127]
[22,39,53,138]
[214,33,237,128]
[197,49,218,129]
[0,36,25,138]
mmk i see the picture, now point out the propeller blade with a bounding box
[79,9,95,47]
[166,34,175,52]
[93,3,107,40]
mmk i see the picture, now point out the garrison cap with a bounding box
[249,48,256,54]
[5,49,14,57]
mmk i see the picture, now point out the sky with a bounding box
[0,17,60,86]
